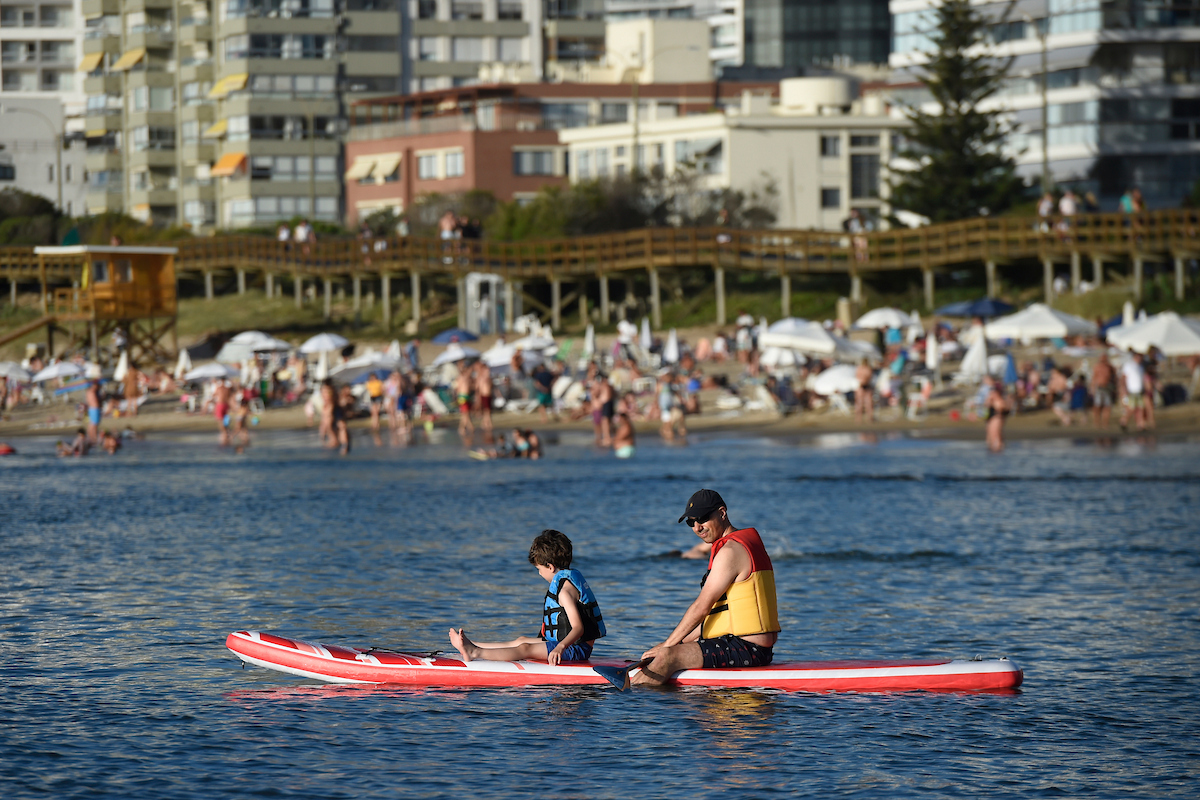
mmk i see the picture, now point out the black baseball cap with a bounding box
[678,489,726,523]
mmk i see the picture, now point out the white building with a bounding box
[603,0,744,72]
[890,0,1200,208]
[0,0,87,123]
[558,76,903,229]
[0,96,88,215]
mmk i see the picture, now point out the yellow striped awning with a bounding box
[210,152,247,177]
[208,73,249,100]
[78,52,104,72]
[344,156,377,181]
[202,119,228,139]
[111,47,146,71]
[372,153,402,183]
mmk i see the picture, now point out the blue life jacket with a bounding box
[541,568,606,644]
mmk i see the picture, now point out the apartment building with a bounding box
[745,0,891,69]
[1,0,87,117]
[558,76,903,229]
[890,0,1200,207]
[603,0,744,72]
[344,78,778,224]
[79,0,403,230]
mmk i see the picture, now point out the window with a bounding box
[418,37,439,60]
[601,103,628,124]
[850,154,880,199]
[675,138,724,174]
[513,150,554,175]
[115,260,132,282]
[182,121,199,143]
[251,156,273,180]
[576,149,590,179]
[821,188,841,208]
[452,37,483,61]
[91,260,109,282]
[497,37,522,62]
[595,148,609,177]
[451,1,483,19]
[498,1,522,19]
[542,103,589,129]
[417,0,436,18]
[445,151,464,177]
[850,134,880,148]
[821,135,840,157]
[418,154,438,179]
[346,36,396,52]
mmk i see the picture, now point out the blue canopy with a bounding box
[935,297,1014,318]
[1098,314,1124,335]
[431,327,479,344]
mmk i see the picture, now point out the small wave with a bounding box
[791,473,1200,484]
[775,549,963,563]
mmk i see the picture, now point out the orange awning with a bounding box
[210,152,247,177]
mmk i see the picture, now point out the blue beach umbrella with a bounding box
[935,298,1013,318]
[432,327,479,344]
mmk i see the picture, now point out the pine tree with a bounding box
[890,0,1026,223]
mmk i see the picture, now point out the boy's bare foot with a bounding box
[448,628,478,662]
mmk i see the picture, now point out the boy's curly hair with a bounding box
[528,529,573,569]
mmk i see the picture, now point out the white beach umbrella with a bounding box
[231,330,272,345]
[432,343,480,367]
[959,334,988,382]
[481,343,542,369]
[925,332,941,371]
[31,361,83,382]
[584,324,595,357]
[759,318,837,355]
[833,335,880,363]
[252,336,292,352]
[1123,301,1135,326]
[984,303,1097,341]
[663,329,680,364]
[811,364,861,396]
[112,350,129,383]
[183,362,238,381]
[1106,312,1200,356]
[173,348,193,380]
[640,317,652,351]
[511,334,555,352]
[314,350,330,381]
[760,346,807,369]
[0,361,32,381]
[854,307,915,330]
[386,339,402,360]
[299,332,350,354]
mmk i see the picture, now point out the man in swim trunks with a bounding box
[454,366,475,438]
[633,489,780,685]
[213,378,231,446]
[474,361,494,432]
[85,379,102,445]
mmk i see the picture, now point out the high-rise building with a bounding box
[890,0,1200,208]
[603,0,744,74]
[744,0,891,69]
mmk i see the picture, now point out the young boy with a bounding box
[449,530,605,665]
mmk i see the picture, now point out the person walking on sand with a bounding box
[213,378,232,446]
[123,363,142,417]
[455,366,475,439]
[633,490,779,685]
[85,379,102,445]
[1091,352,1115,429]
[855,358,874,424]
[449,529,606,666]
[474,361,494,432]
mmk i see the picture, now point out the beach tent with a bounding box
[959,334,988,381]
[1106,312,1200,356]
[984,303,1097,341]
[811,364,860,396]
[854,307,915,330]
[183,363,238,381]
[760,347,806,369]
[431,343,480,367]
[759,318,837,356]
[431,327,479,344]
[480,342,542,369]
[510,334,556,354]
[299,333,350,354]
[935,298,1014,318]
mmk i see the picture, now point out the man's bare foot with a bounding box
[448,628,479,662]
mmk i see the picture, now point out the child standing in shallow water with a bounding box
[449,530,606,665]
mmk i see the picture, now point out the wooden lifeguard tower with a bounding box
[33,245,180,366]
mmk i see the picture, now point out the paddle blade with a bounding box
[594,657,652,691]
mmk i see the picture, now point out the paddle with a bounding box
[594,657,654,691]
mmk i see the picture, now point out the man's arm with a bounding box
[644,542,747,656]
[548,582,586,666]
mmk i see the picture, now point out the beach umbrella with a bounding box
[314,350,329,381]
[959,334,988,382]
[0,361,32,381]
[387,340,402,360]
[907,310,923,344]
[936,298,1014,318]
[183,362,237,381]
[984,303,1097,341]
[511,334,555,352]
[330,351,405,383]
[173,349,193,380]
[925,332,941,372]
[432,343,480,367]
[1122,301,1135,326]
[481,343,542,369]
[759,318,837,355]
[833,335,880,363]
[113,350,129,383]
[32,361,83,382]
[855,307,914,330]
[640,318,652,351]
[252,337,292,352]
[760,347,806,369]
[1106,311,1200,356]
[431,327,479,344]
[583,324,595,357]
[231,330,273,345]
[299,332,350,354]
[811,364,860,396]
[663,329,680,364]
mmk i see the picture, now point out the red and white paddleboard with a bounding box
[226,631,1024,692]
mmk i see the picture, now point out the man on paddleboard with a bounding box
[633,489,780,685]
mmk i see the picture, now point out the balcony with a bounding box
[180,183,216,202]
[128,149,178,169]
[85,74,121,93]
[127,27,175,50]
[123,0,175,11]
[180,59,213,82]
[82,0,121,16]
[180,142,215,163]
[86,189,124,214]
[86,150,123,171]
[84,112,121,134]
[179,20,212,44]
[128,187,177,207]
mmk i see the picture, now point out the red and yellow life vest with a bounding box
[701,528,781,639]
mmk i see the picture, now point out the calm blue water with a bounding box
[3,430,1199,799]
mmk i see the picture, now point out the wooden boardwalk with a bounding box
[3,209,1197,330]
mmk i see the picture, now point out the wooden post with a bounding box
[266,273,274,298]
[985,260,997,297]
[323,278,332,320]
[504,280,514,333]
[294,274,302,308]
[714,266,725,326]
[1070,252,1081,292]
[1092,256,1104,288]
[237,269,246,295]
[579,284,588,326]
[9,278,15,306]
[781,273,791,318]
[923,268,934,310]
[381,274,392,329]
[456,276,466,329]
[551,278,561,330]
[849,272,862,304]
[1043,258,1055,301]
[649,267,661,330]
[204,270,214,300]
[353,275,362,312]
[599,274,610,323]
[38,253,46,313]
[1175,256,1185,301]
[1133,256,1144,302]
[410,271,421,323]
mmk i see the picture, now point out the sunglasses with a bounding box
[686,510,715,527]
